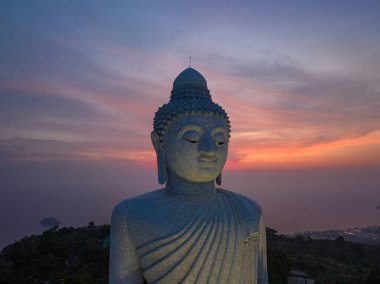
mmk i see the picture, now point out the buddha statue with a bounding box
[109,67,268,284]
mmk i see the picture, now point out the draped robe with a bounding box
[109,188,268,284]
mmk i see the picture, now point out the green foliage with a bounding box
[0,224,110,284]
[267,228,380,284]
[267,249,289,284]
[1,225,379,283]
[366,267,380,284]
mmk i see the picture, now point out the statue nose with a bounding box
[198,133,216,155]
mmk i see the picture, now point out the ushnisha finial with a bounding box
[153,67,231,145]
[189,56,192,68]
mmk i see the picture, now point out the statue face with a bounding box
[163,114,228,183]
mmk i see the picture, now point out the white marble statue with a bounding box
[109,67,269,284]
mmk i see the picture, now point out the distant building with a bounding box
[288,270,315,284]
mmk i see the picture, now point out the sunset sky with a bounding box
[1,0,380,248]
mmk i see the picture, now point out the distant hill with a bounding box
[39,217,60,228]
[1,224,380,284]
[296,225,380,245]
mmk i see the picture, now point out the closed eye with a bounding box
[184,138,198,144]
[213,132,226,146]
[182,130,200,144]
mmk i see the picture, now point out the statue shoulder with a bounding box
[111,189,165,220]
[217,188,263,216]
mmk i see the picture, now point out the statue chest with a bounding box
[127,190,262,283]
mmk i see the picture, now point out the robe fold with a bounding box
[109,188,268,284]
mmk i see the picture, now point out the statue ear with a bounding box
[216,173,222,185]
[151,131,167,184]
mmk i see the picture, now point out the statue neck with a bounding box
[165,172,216,196]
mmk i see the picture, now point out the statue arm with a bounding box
[109,203,145,284]
[258,213,269,284]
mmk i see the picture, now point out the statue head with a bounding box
[151,68,231,185]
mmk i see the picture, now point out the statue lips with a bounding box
[197,154,217,166]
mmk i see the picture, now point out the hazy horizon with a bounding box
[1,160,379,249]
[1,1,380,249]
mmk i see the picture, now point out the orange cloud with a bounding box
[226,130,380,170]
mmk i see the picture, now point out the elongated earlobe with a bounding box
[157,156,167,184]
[216,173,222,185]
[151,131,167,184]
